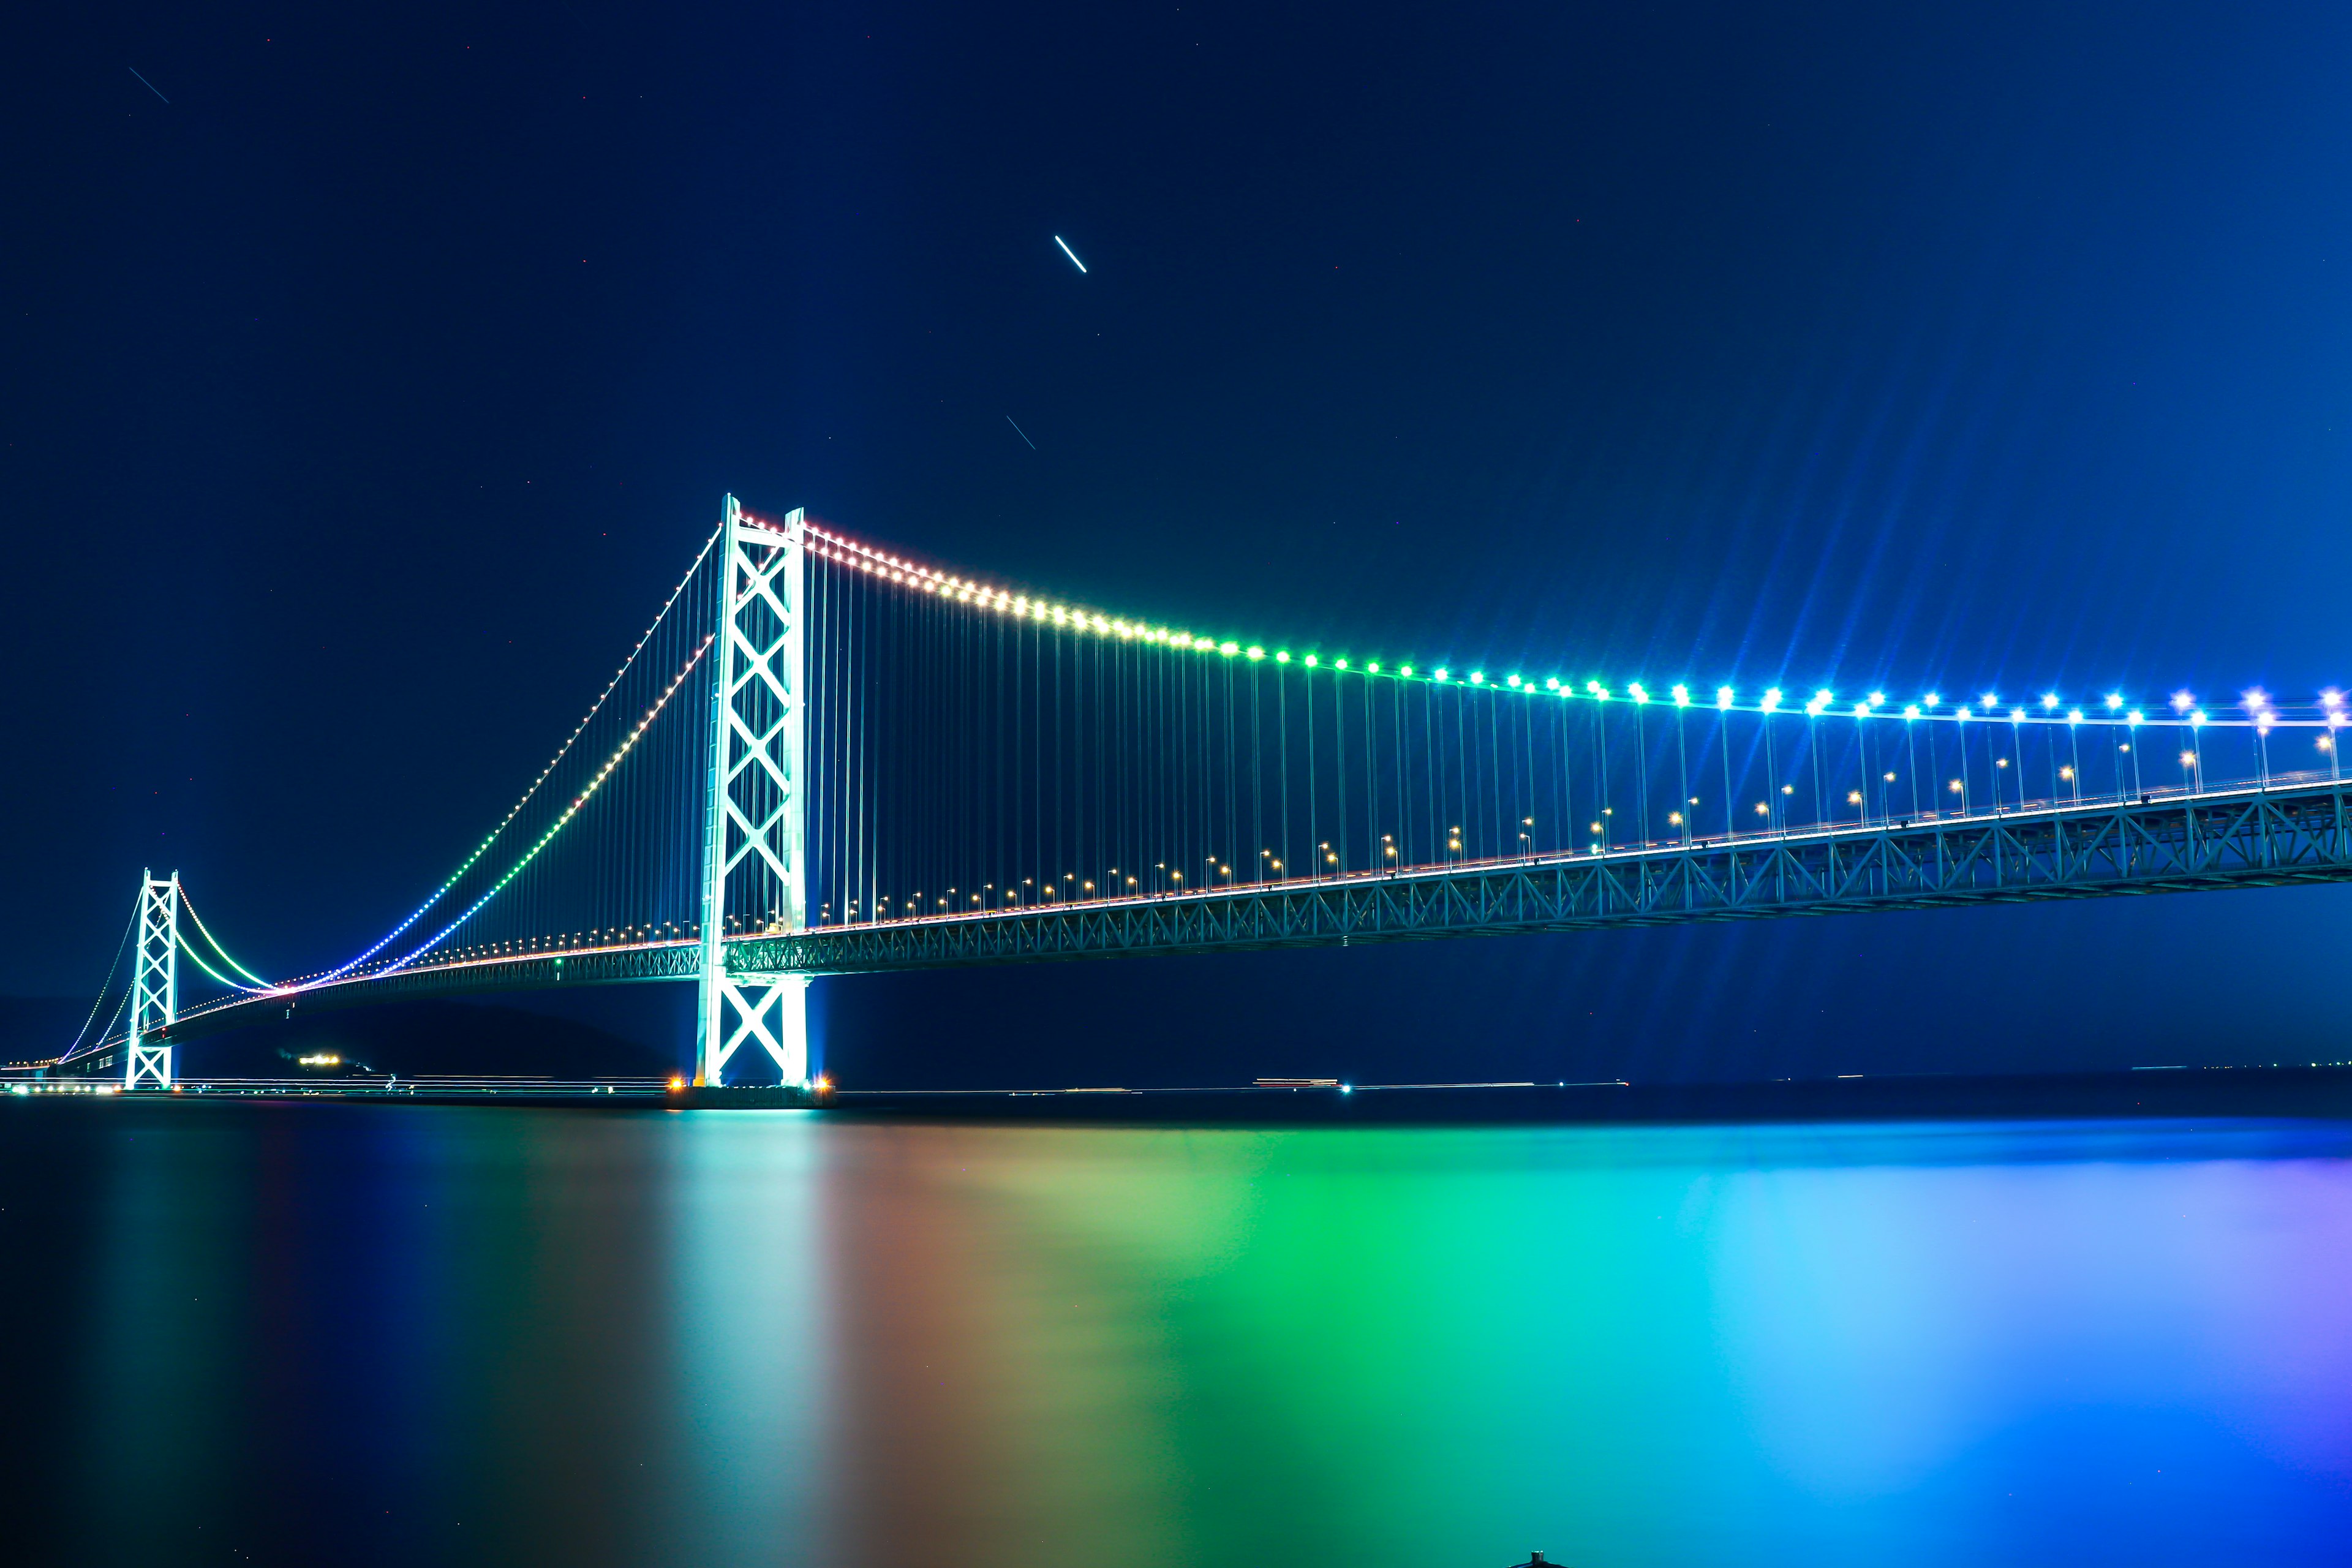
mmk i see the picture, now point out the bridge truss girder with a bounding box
[729,780,2352,977]
[89,782,2352,1069]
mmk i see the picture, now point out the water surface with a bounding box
[7,1103,2350,1566]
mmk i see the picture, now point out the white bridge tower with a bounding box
[695,496,810,1085]
[126,870,178,1088]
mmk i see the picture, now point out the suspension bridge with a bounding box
[44,497,2352,1090]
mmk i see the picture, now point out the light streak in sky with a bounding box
[1054,235,1088,273]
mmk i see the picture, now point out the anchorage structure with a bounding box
[695,496,810,1085]
[126,871,178,1088]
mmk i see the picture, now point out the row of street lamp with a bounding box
[805,683,2346,927]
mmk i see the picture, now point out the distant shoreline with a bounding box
[814,1065,2352,1125]
[17,1065,2352,1124]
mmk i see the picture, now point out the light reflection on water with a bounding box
[29,1107,2352,1566]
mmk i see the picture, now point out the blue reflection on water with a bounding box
[18,1107,2352,1566]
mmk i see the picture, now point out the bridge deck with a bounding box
[126,775,2352,1050]
[736,775,2352,976]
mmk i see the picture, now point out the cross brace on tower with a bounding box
[696,496,811,1085]
[126,870,178,1088]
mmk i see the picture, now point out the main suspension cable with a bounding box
[57,905,137,1060]
[177,886,271,989]
[369,635,715,979]
[313,525,723,982]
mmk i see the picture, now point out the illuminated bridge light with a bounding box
[97,509,2340,1095]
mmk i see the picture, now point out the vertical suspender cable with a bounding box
[1305,662,1317,878]
[1722,705,1736,840]
[1380,675,1398,869]
[1633,701,1649,848]
[1439,686,1458,860]
[1251,661,1262,880]
[1488,690,1502,859]
[1334,668,1348,873]
[1225,658,1236,890]
[1425,681,1438,867]
[1596,700,1611,849]
[1555,697,1571,856]
[1278,658,1289,881]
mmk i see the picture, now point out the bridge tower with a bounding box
[126,870,178,1089]
[695,496,811,1086]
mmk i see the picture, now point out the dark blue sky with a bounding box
[9,2,2352,1082]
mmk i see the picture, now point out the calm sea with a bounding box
[6,1102,2350,1566]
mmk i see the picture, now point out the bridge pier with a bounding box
[698,972,809,1086]
[695,496,812,1087]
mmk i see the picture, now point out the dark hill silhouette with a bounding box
[160,998,680,1080]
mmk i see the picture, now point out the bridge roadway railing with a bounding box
[731,772,2352,978]
[73,774,2352,1057]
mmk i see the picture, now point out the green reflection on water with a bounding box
[43,1109,2352,1567]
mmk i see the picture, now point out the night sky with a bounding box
[9,2,2352,1085]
